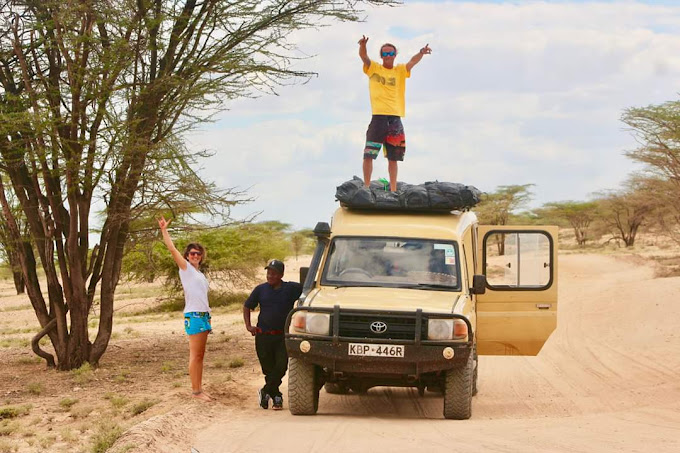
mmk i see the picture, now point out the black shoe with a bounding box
[258,387,270,409]
[272,395,283,410]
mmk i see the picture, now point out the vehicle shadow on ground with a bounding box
[311,387,447,420]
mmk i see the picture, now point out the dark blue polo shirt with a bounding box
[244,281,303,332]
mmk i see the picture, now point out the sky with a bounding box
[186,0,680,229]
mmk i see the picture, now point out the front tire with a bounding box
[472,346,479,396]
[443,350,473,419]
[288,358,319,415]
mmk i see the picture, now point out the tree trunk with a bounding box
[12,269,25,294]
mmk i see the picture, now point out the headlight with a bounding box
[306,313,330,335]
[289,311,330,335]
[427,319,453,340]
[427,318,468,340]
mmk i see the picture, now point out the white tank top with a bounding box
[179,262,210,313]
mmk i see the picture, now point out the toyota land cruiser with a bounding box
[285,207,558,419]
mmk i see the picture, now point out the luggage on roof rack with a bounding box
[335,176,482,212]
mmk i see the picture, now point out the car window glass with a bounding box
[322,237,460,289]
[484,232,551,288]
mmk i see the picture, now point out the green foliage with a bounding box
[26,383,43,396]
[70,363,95,384]
[622,102,680,245]
[104,393,129,409]
[290,228,316,259]
[0,420,19,437]
[0,265,12,280]
[475,184,534,226]
[229,358,245,368]
[0,406,30,421]
[90,422,123,453]
[1,0,398,370]
[538,201,600,246]
[147,291,249,313]
[59,398,79,410]
[130,399,158,416]
[593,179,652,247]
[124,221,291,297]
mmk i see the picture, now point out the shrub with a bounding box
[26,383,43,396]
[0,406,30,421]
[130,399,157,416]
[229,358,244,368]
[90,422,123,453]
[59,398,79,410]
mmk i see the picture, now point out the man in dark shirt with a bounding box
[243,259,302,410]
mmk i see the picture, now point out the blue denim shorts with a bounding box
[184,312,212,335]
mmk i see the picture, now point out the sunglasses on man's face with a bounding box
[189,251,202,257]
[381,51,396,57]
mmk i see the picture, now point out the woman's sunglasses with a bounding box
[381,51,396,57]
[188,251,202,257]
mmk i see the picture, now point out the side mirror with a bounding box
[471,274,486,295]
[300,267,310,285]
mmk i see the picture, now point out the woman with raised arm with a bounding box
[158,215,213,402]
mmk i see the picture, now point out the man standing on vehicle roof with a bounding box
[359,36,432,192]
[243,259,303,410]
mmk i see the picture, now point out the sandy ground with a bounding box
[127,253,680,453]
[1,253,679,452]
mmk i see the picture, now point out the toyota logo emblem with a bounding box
[370,321,387,334]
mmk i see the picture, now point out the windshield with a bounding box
[321,237,460,290]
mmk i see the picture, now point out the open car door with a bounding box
[475,226,558,356]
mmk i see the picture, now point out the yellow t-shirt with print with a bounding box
[363,61,411,117]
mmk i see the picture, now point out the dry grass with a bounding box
[90,422,123,453]
[58,398,78,411]
[558,229,680,277]
[130,399,158,416]
[229,358,245,368]
[0,279,258,453]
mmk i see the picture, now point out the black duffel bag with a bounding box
[336,177,482,212]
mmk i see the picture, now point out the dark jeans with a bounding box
[255,334,288,398]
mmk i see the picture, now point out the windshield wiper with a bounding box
[332,283,379,289]
[409,283,456,291]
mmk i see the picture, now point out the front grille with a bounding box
[336,313,427,340]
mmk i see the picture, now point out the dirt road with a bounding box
[123,254,680,453]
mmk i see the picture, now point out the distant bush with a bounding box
[122,221,292,295]
[147,290,248,313]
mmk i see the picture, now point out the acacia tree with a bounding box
[290,228,314,260]
[594,178,652,247]
[539,201,598,247]
[0,0,398,370]
[476,184,534,255]
[622,101,680,244]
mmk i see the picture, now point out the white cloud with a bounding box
[187,1,680,228]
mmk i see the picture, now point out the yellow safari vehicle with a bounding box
[285,206,558,419]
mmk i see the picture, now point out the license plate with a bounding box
[348,343,404,358]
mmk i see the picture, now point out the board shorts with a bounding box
[184,312,212,335]
[364,115,406,162]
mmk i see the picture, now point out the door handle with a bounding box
[536,304,551,309]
